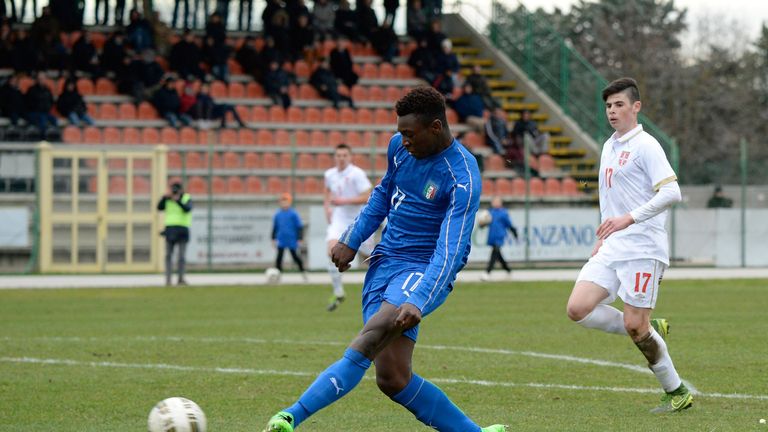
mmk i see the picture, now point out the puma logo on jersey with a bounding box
[456,183,468,191]
[329,377,344,395]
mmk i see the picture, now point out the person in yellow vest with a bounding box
[158,181,193,286]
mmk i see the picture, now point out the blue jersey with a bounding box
[487,208,516,247]
[340,133,482,311]
[272,208,303,249]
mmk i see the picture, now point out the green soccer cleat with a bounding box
[326,295,345,312]
[650,318,669,339]
[650,383,693,414]
[263,411,294,432]
[481,425,508,432]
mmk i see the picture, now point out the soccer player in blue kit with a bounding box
[263,87,507,431]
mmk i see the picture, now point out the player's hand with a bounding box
[330,242,356,272]
[596,213,634,240]
[591,238,603,257]
[330,196,346,206]
[395,303,422,330]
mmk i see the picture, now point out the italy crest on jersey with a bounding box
[619,151,631,167]
[423,182,438,200]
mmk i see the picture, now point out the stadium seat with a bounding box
[327,130,344,146]
[160,127,179,144]
[374,108,392,124]
[138,102,158,119]
[186,152,206,169]
[353,154,371,170]
[266,176,286,194]
[305,107,321,123]
[133,176,151,194]
[482,178,495,196]
[303,176,323,194]
[295,130,310,146]
[219,129,237,145]
[485,154,505,171]
[529,177,545,196]
[379,63,395,79]
[227,176,245,194]
[339,107,355,123]
[368,86,384,101]
[361,131,377,147]
[287,106,304,123]
[356,108,373,124]
[385,86,401,102]
[544,178,562,195]
[495,178,513,196]
[296,153,316,169]
[62,126,82,143]
[562,177,579,196]
[278,153,292,168]
[310,130,326,147]
[345,131,362,147]
[294,60,310,78]
[251,106,267,122]
[246,176,263,193]
[351,86,368,101]
[167,151,183,169]
[274,129,291,146]
[374,154,387,171]
[322,107,338,124]
[361,63,378,79]
[122,127,141,144]
[512,177,526,196]
[210,81,227,98]
[235,105,250,124]
[538,154,556,173]
[268,105,286,123]
[211,152,223,168]
[378,131,393,146]
[228,82,245,98]
[118,102,137,119]
[77,78,94,95]
[299,83,320,99]
[98,103,118,120]
[256,130,274,145]
[446,109,458,124]
[316,153,333,169]
[238,128,256,145]
[262,153,278,168]
[107,158,126,169]
[83,127,102,144]
[211,176,227,194]
[228,58,243,75]
[246,82,264,98]
[103,127,121,144]
[244,152,261,168]
[396,63,415,79]
[462,132,483,150]
[95,78,117,95]
[187,176,207,194]
[109,176,126,194]
[179,127,198,144]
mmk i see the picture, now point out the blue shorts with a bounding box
[361,257,453,342]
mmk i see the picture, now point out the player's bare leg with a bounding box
[567,281,628,335]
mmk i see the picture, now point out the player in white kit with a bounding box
[324,144,373,311]
[566,78,693,413]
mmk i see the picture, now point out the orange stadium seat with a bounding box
[278,153,292,168]
[95,78,117,95]
[83,127,102,144]
[167,151,183,169]
[118,102,137,119]
[529,177,544,196]
[378,63,395,79]
[266,176,286,194]
[287,106,304,123]
[339,107,355,123]
[361,63,378,79]
[122,127,141,144]
[495,178,513,196]
[246,82,264,98]
[220,129,237,145]
[160,127,179,144]
[138,102,158,119]
[362,131,377,147]
[269,105,286,123]
[482,178,495,196]
[107,158,126,169]
[188,176,207,194]
[385,86,401,102]
[98,103,118,120]
[562,177,579,196]
[244,152,261,168]
[538,154,556,173]
[295,130,310,146]
[512,177,526,196]
[211,152,223,169]
[351,86,368,101]
[305,107,321,123]
[223,151,240,168]
[378,131,393,146]
[356,108,373,124]
[368,86,384,101]
[274,129,291,146]
[374,154,387,171]
[345,131,362,147]
[374,108,392,124]
[485,154,505,171]
[103,127,121,144]
[211,176,227,194]
[294,60,310,78]
[321,107,338,124]
[251,106,268,122]
[296,153,316,169]
[62,126,82,143]
[310,130,326,147]
[235,105,250,123]
[446,109,458,124]
[186,152,206,169]
[238,128,256,145]
[316,153,333,169]
[299,83,320,99]
[303,176,323,194]
[109,176,126,194]
[544,178,562,195]
[246,176,263,193]
[210,81,227,98]
[77,78,94,95]
[262,152,278,168]
[133,176,151,194]
[228,58,243,75]
[327,130,344,146]
[396,63,415,79]
[228,82,245,98]
[257,130,274,145]
[353,154,371,170]
[179,127,198,144]
[227,176,245,194]
[462,132,483,149]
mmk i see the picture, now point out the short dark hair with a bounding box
[395,86,448,127]
[602,77,640,102]
[335,143,351,152]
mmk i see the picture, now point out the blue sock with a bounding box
[285,348,371,428]
[391,373,481,432]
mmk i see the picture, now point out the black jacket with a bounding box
[0,82,25,116]
[56,88,87,116]
[152,86,182,115]
[25,83,55,113]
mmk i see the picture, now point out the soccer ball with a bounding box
[265,267,281,284]
[147,397,207,432]
[477,209,492,227]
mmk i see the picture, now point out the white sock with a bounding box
[576,304,628,335]
[328,262,344,298]
[646,329,683,392]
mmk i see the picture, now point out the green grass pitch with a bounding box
[0,278,766,431]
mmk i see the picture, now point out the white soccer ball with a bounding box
[477,209,492,227]
[147,397,207,432]
[265,267,282,284]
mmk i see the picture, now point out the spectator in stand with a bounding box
[169,29,204,81]
[484,108,511,155]
[152,77,192,128]
[707,185,734,208]
[126,9,154,52]
[238,0,253,30]
[202,35,230,82]
[287,0,310,29]
[423,0,442,21]
[406,0,428,40]
[371,19,399,63]
[512,109,549,156]
[356,0,378,43]
[425,18,447,54]
[179,81,197,119]
[120,49,165,104]
[408,37,436,83]
[453,82,486,130]
[0,23,12,69]
[268,8,292,57]
[101,31,128,77]
[264,60,292,109]
[383,0,398,26]
[57,78,94,127]
[258,36,284,80]
[291,13,315,63]
[193,82,246,128]
[261,0,283,36]
[171,0,191,29]
[312,0,336,41]
[334,0,360,43]
[0,75,25,128]
[10,29,36,74]
[31,5,58,45]
[466,64,499,110]
[434,37,459,83]
[329,37,358,91]
[71,31,101,77]
[205,12,227,47]
[25,71,59,139]
[310,57,355,109]
[235,35,261,80]
[50,0,84,31]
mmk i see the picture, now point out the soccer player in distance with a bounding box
[323,143,373,311]
[566,77,692,413]
[264,87,507,431]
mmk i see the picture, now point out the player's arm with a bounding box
[323,185,332,223]
[332,188,372,206]
[406,175,481,312]
[504,213,518,239]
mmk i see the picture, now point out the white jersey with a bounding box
[596,124,677,265]
[324,164,372,225]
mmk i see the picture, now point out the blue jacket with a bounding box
[272,208,303,249]
[487,208,518,247]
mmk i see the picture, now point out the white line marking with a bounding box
[1,356,765,401]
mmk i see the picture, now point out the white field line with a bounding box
[1,355,766,401]
[4,336,764,400]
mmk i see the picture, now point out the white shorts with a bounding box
[577,257,667,309]
[326,220,376,256]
